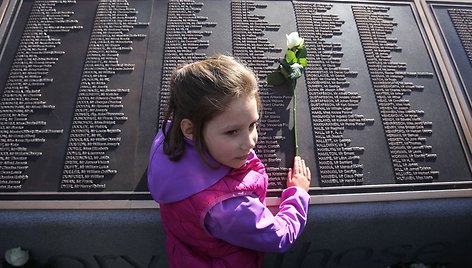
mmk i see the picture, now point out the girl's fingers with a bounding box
[293,156,311,179]
[297,158,306,175]
[294,156,301,173]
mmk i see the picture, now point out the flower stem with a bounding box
[291,79,299,156]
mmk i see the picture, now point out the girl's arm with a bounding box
[204,186,310,253]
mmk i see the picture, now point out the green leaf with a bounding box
[279,60,291,79]
[296,46,307,58]
[280,59,290,69]
[298,58,308,68]
[280,65,290,80]
[266,71,286,86]
[285,50,297,64]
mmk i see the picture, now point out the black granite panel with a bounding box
[292,1,472,192]
[0,0,153,195]
[0,0,470,201]
[429,2,472,113]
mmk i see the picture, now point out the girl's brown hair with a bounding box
[162,55,260,163]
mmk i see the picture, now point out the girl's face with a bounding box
[203,95,259,169]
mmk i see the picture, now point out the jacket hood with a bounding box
[147,130,231,204]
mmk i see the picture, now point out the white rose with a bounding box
[4,247,29,267]
[286,32,304,49]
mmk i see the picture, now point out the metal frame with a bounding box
[0,187,471,208]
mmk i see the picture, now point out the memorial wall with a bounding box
[0,0,471,206]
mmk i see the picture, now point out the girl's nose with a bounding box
[241,133,257,150]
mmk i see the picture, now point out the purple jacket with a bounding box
[147,130,310,257]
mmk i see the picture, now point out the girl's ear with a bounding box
[180,119,194,140]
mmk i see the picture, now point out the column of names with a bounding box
[0,0,81,191]
[352,5,439,183]
[293,2,374,186]
[448,8,472,64]
[158,0,215,125]
[231,1,289,188]
[60,0,148,190]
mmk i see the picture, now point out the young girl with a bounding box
[147,55,311,268]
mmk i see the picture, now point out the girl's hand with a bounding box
[286,156,311,192]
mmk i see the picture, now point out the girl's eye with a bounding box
[225,130,238,136]
[249,121,258,130]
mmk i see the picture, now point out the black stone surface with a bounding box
[429,2,472,115]
[0,0,470,201]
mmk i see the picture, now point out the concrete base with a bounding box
[1,198,471,268]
